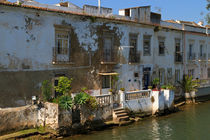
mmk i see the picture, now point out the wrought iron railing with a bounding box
[199,53,207,61]
[129,50,140,63]
[52,47,71,64]
[101,49,117,63]
[188,53,196,61]
[174,52,183,63]
[125,90,151,100]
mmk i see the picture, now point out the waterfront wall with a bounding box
[120,90,174,115]
[0,98,113,136]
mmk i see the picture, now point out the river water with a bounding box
[67,102,210,140]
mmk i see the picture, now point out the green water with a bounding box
[67,102,210,140]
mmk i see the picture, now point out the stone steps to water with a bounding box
[113,108,129,123]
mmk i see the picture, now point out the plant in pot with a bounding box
[152,78,160,90]
[148,86,153,90]
[178,75,200,103]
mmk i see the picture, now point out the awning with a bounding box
[98,72,119,76]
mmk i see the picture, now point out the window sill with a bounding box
[100,61,117,65]
[129,62,140,65]
[52,61,74,65]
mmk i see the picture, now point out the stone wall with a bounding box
[0,105,38,135]
[0,101,113,136]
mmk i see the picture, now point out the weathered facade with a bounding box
[0,1,209,107]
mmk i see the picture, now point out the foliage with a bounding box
[54,76,73,95]
[166,84,175,90]
[120,87,125,91]
[74,92,90,105]
[59,95,73,110]
[206,0,210,24]
[109,89,113,92]
[86,96,98,110]
[41,80,52,102]
[152,78,160,87]
[161,85,167,89]
[178,75,200,93]
[148,86,153,89]
[111,75,119,93]
[74,90,98,110]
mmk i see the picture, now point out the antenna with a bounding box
[98,0,101,14]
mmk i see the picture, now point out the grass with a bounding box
[0,127,49,140]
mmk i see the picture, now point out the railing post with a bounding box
[119,90,125,108]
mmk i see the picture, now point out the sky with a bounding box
[10,0,209,24]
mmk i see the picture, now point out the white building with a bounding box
[0,1,209,107]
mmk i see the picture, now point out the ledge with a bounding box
[100,62,117,65]
[52,61,74,65]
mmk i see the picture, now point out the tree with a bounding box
[206,0,210,24]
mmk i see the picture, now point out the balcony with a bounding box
[199,53,207,61]
[52,47,72,64]
[174,52,183,63]
[187,53,196,61]
[101,49,117,64]
[129,51,140,64]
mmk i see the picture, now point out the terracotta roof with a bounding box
[0,1,208,33]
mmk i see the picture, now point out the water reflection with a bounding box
[67,102,210,140]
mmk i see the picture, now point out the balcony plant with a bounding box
[152,78,160,90]
[178,75,200,103]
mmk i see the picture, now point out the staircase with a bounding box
[113,108,129,123]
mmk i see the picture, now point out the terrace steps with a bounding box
[113,108,129,122]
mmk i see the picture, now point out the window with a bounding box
[102,33,114,62]
[208,68,210,78]
[175,38,182,62]
[158,37,165,55]
[200,44,203,57]
[55,29,70,55]
[175,39,181,53]
[143,35,151,56]
[175,69,180,83]
[102,75,111,88]
[189,44,193,56]
[159,69,165,85]
[167,68,172,78]
[129,34,139,63]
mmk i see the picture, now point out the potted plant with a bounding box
[152,78,160,90]
[178,75,200,103]
[148,86,153,90]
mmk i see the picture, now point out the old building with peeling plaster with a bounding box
[0,0,209,107]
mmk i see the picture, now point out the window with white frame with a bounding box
[143,35,151,56]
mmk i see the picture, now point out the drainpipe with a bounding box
[182,24,186,75]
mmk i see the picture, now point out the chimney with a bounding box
[198,21,204,26]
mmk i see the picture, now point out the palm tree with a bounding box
[178,75,200,103]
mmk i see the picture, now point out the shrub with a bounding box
[54,76,73,96]
[86,96,98,110]
[120,87,125,91]
[59,95,73,110]
[152,78,160,87]
[148,86,153,89]
[161,85,167,89]
[178,75,200,93]
[74,92,90,105]
[41,80,52,102]
[74,90,98,110]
